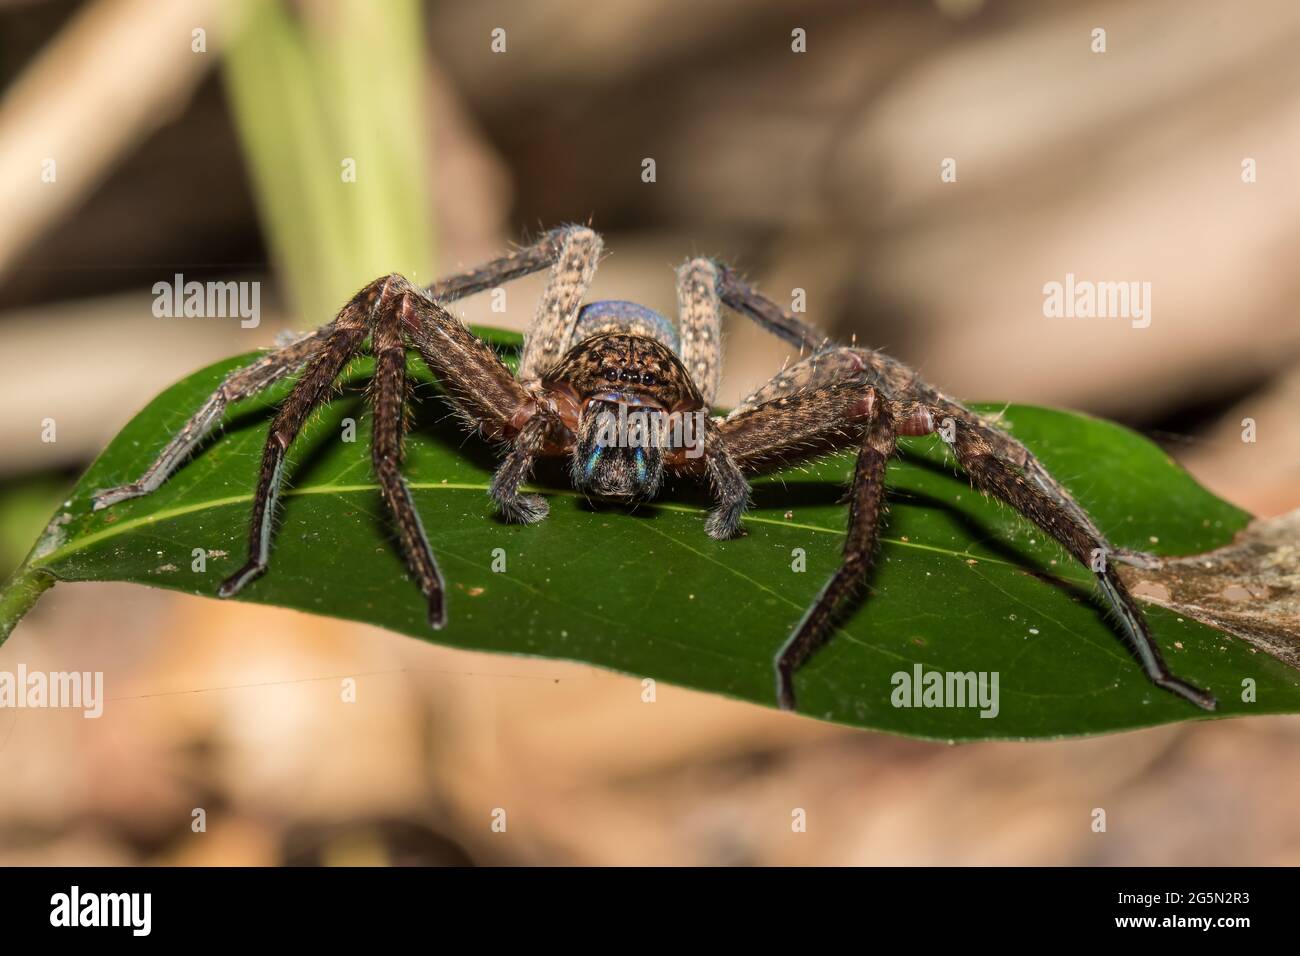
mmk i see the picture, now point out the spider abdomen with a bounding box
[573,300,679,353]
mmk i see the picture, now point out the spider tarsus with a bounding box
[775,664,797,711]
[703,495,748,539]
[427,597,447,630]
[498,493,550,525]
[217,562,264,599]
[704,511,745,540]
[91,486,141,511]
[1158,677,1217,712]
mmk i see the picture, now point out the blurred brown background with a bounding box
[1,0,1298,865]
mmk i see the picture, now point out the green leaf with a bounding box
[3,328,1295,740]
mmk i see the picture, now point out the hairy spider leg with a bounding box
[399,293,560,522]
[217,283,376,598]
[709,272,1159,569]
[941,416,1215,710]
[218,273,545,613]
[776,393,895,710]
[519,226,603,382]
[372,292,446,627]
[728,348,878,417]
[423,227,569,302]
[90,327,331,510]
[675,258,724,407]
[487,414,554,524]
[713,366,1215,711]
[700,417,750,540]
[91,229,577,510]
[712,262,830,356]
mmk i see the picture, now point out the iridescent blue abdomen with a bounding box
[573,300,679,354]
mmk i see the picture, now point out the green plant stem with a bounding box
[0,566,55,645]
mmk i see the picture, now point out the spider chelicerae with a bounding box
[91,225,1215,712]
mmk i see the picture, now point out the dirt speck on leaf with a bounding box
[1121,508,1300,668]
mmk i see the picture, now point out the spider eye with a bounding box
[599,366,618,380]
[641,371,657,387]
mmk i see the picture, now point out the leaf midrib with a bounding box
[35,480,1038,574]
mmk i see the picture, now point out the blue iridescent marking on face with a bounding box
[575,300,679,352]
[584,447,603,479]
[633,448,648,483]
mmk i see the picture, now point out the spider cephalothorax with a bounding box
[540,326,704,501]
[92,225,1217,713]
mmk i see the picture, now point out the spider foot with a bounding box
[1157,675,1217,711]
[497,493,549,525]
[91,484,146,511]
[774,663,797,712]
[704,505,746,540]
[427,593,447,630]
[218,561,265,599]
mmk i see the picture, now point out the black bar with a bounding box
[0,867,1271,942]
